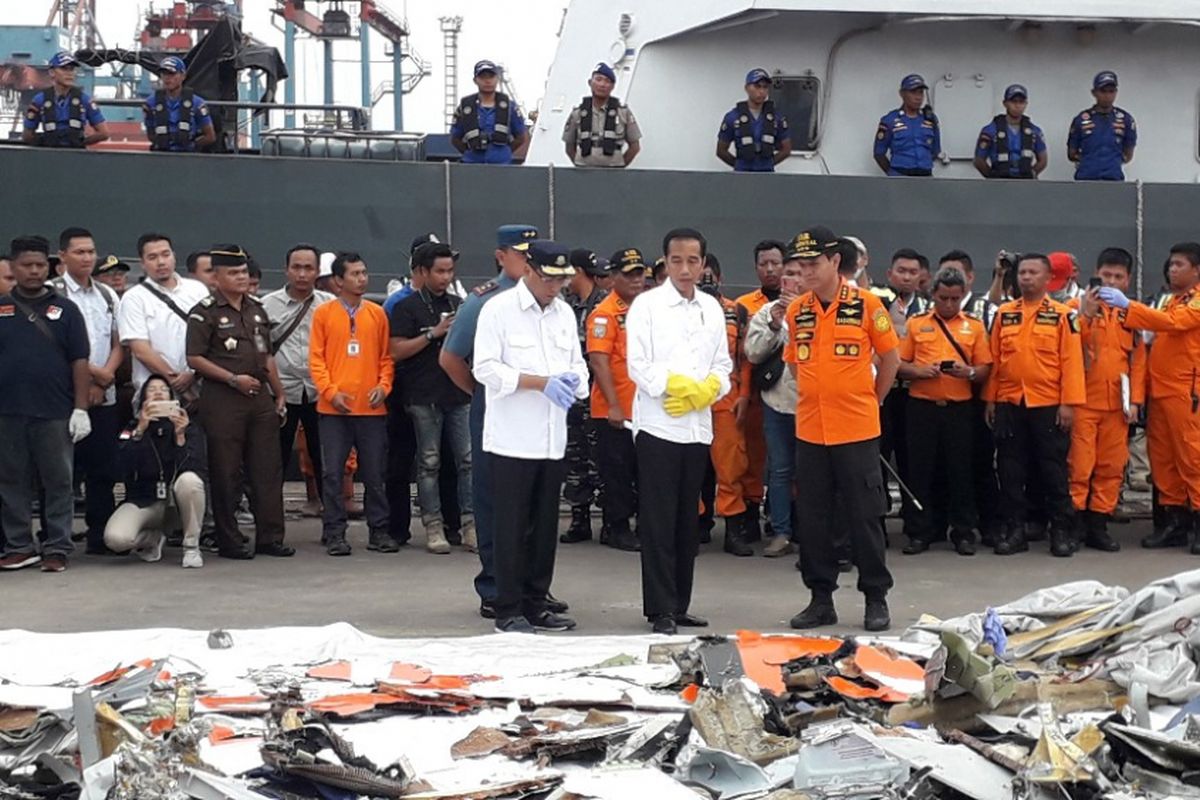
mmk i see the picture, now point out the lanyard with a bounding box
[340,300,360,336]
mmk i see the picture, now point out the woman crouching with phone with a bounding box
[104,375,206,568]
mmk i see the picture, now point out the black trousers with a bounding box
[280,400,323,501]
[904,398,976,541]
[994,402,1072,527]
[596,420,637,525]
[971,397,1001,535]
[880,387,913,521]
[491,454,565,620]
[795,437,893,598]
[385,397,461,544]
[636,433,708,619]
[74,404,120,547]
[200,387,286,551]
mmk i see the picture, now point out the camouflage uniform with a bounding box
[561,284,608,540]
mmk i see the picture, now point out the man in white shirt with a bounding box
[116,233,211,404]
[51,227,123,554]
[626,227,733,635]
[473,240,589,635]
[262,243,334,518]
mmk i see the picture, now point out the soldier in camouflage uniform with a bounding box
[560,248,610,543]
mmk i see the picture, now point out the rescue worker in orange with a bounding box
[783,226,899,633]
[700,254,754,556]
[1068,247,1145,552]
[585,248,647,552]
[1098,242,1200,552]
[897,267,992,556]
[735,240,786,544]
[984,253,1086,557]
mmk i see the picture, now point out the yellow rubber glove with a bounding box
[666,373,703,400]
[663,395,696,417]
[692,374,723,409]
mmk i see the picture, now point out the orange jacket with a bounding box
[898,310,992,402]
[586,292,636,419]
[984,296,1086,407]
[783,280,899,446]
[714,295,750,413]
[736,288,773,318]
[309,299,393,416]
[1124,290,1200,400]
[1068,299,1146,411]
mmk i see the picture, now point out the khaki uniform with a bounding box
[563,102,641,168]
[186,291,286,553]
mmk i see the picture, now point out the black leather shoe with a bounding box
[993,524,1028,555]
[528,610,577,632]
[479,600,496,620]
[560,506,592,543]
[546,593,569,614]
[651,615,677,635]
[256,543,296,557]
[367,533,400,553]
[326,538,352,557]
[675,613,709,628]
[950,530,976,556]
[607,522,640,552]
[1142,507,1191,548]
[789,598,837,630]
[743,502,763,543]
[901,538,930,555]
[864,598,891,632]
[1049,528,1075,558]
[218,548,253,560]
[723,513,753,556]
[1082,512,1120,552]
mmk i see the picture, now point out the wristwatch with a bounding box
[227,373,239,388]
[425,331,435,342]
[968,367,977,381]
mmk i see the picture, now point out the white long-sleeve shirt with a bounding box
[473,278,589,460]
[626,280,732,445]
[745,299,798,416]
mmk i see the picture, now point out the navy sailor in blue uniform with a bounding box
[717,68,792,172]
[974,84,1048,179]
[22,52,109,149]
[143,56,216,153]
[1068,70,1137,181]
[874,74,941,177]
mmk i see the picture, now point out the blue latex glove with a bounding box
[542,375,577,410]
[1097,286,1130,309]
[560,372,582,392]
[982,607,1008,659]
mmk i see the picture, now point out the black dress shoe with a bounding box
[952,533,977,556]
[545,593,569,614]
[479,600,496,620]
[1049,528,1075,558]
[675,613,709,627]
[864,598,891,632]
[789,598,837,629]
[901,539,930,555]
[218,548,254,560]
[650,615,677,635]
[256,543,296,557]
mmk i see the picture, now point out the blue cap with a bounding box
[900,73,928,91]
[526,240,574,276]
[1093,70,1118,89]
[592,62,616,83]
[1004,84,1028,101]
[48,51,78,69]
[496,224,538,250]
[474,59,499,77]
[745,68,771,85]
[160,56,187,74]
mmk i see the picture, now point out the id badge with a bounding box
[347,339,361,357]
[156,481,168,500]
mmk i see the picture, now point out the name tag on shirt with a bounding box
[347,340,361,357]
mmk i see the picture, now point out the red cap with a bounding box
[1047,251,1075,292]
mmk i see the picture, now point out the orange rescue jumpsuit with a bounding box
[711,296,752,518]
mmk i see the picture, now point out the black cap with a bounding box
[527,240,574,276]
[611,247,647,273]
[409,233,441,256]
[570,248,605,277]
[786,226,840,260]
[94,254,131,276]
[210,245,249,268]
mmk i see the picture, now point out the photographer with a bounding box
[987,250,1020,304]
[104,375,205,568]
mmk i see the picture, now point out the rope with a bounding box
[1135,178,1145,298]
[444,159,453,244]
[547,161,556,239]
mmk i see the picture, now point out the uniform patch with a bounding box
[200,296,214,307]
[224,337,238,351]
[1190,295,1200,310]
[0,305,13,317]
[873,309,892,333]
[592,316,609,338]
[1035,310,1060,326]
[833,342,861,358]
[1067,311,1081,334]
[796,343,811,361]
[794,310,816,329]
[472,279,498,297]
[835,298,864,326]
[1000,312,1022,327]
[795,330,813,341]
[45,305,62,320]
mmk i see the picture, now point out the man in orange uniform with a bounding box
[897,267,992,556]
[1068,248,1145,552]
[702,254,754,556]
[984,253,1086,557]
[783,227,900,633]
[735,240,786,540]
[586,248,646,552]
[1098,242,1200,552]
[309,252,394,556]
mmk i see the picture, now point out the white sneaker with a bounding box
[181,549,204,569]
[134,531,165,563]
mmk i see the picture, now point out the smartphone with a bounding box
[146,400,180,419]
[1089,277,1103,289]
[940,360,956,372]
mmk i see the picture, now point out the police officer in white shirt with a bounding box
[116,232,211,404]
[626,227,734,635]
[473,240,590,635]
